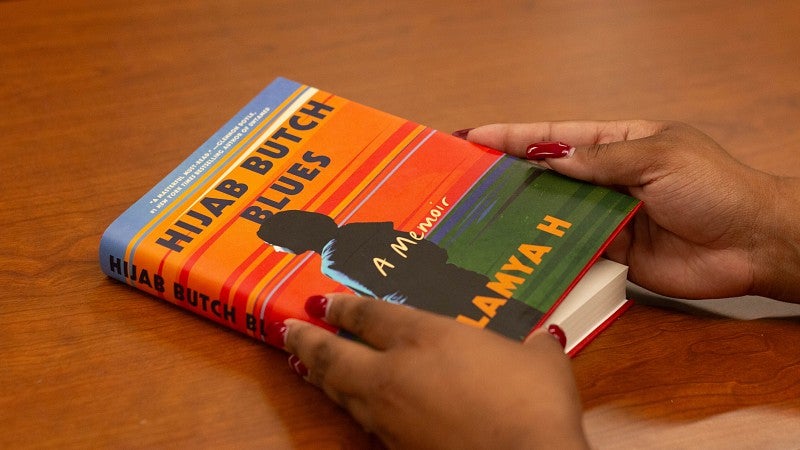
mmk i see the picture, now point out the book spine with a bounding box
[100,233,247,334]
[97,77,316,340]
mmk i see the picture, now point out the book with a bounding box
[99,77,641,354]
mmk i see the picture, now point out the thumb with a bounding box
[465,120,671,189]
[524,327,567,351]
[541,135,665,188]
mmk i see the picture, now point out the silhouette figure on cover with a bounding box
[257,210,542,340]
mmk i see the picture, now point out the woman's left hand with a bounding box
[280,293,589,449]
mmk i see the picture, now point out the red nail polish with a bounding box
[305,295,329,318]
[452,128,474,140]
[526,141,574,160]
[547,324,567,349]
[265,321,287,348]
[288,354,309,379]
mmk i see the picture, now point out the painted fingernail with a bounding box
[288,354,309,379]
[265,321,288,348]
[305,294,330,318]
[452,128,474,140]
[547,324,567,349]
[525,141,574,160]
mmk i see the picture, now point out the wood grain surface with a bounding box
[2,1,799,448]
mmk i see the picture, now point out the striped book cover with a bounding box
[99,77,639,344]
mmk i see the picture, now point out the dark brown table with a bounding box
[3,1,799,447]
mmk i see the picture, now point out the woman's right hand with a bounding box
[463,120,800,302]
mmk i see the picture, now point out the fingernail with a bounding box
[265,321,288,348]
[452,128,474,140]
[288,354,309,379]
[547,324,567,349]
[305,294,330,318]
[526,141,574,160]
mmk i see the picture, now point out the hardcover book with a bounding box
[99,77,640,354]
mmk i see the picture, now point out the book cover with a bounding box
[99,77,640,344]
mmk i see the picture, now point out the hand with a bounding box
[281,293,589,450]
[464,121,800,302]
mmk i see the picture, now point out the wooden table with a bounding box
[3,1,800,448]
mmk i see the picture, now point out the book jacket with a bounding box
[99,77,640,343]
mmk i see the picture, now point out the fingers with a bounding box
[282,318,377,419]
[282,295,442,433]
[311,293,436,350]
[467,120,672,188]
[525,327,569,353]
[281,295,434,397]
[468,120,664,158]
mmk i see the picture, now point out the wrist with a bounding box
[751,176,800,302]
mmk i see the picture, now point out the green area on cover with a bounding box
[437,163,638,312]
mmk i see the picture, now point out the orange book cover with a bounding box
[99,77,640,345]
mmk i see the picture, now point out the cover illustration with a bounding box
[99,77,640,342]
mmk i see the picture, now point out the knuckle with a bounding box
[585,142,609,159]
[321,383,350,408]
[288,326,338,386]
[304,338,336,385]
[334,297,378,337]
